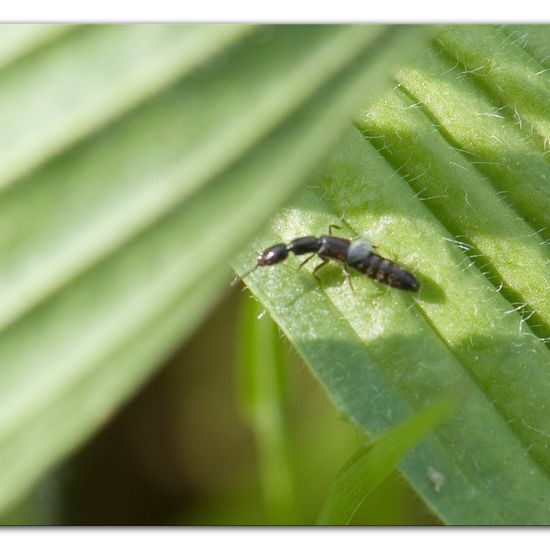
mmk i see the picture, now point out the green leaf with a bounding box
[235,25,550,524]
[0,24,431,514]
[436,25,550,146]
[0,25,252,189]
[317,398,455,525]
[0,24,73,68]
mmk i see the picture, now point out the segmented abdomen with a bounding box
[349,253,419,291]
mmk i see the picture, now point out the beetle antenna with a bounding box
[230,264,259,287]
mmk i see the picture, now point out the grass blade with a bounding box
[317,399,454,525]
[237,295,299,524]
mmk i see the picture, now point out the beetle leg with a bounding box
[312,258,329,281]
[328,224,342,236]
[343,265,355,295]
[297,253,316,271]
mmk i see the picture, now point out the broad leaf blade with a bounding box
[0,24,72,68]
[0,24,253,190]
[235,25,550,524]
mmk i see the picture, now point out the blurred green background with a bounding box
[1,287,439,525]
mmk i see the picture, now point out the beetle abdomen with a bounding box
[351,253,419,291]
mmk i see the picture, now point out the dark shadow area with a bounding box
[413,272,446,305]
[59,288,258,525]
[292,325,550,491]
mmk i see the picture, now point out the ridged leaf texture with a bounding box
[235,25,550,525]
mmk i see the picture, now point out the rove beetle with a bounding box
[237,225,419,292]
